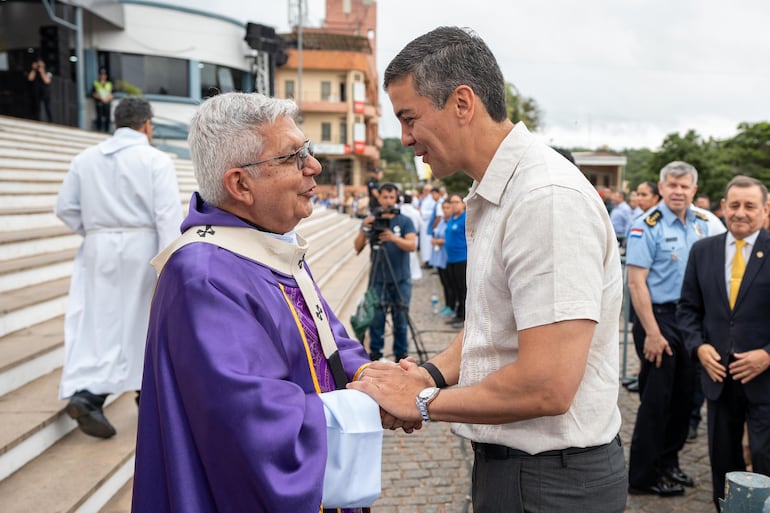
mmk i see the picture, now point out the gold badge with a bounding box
[758,251,764,259]
[694,224,703,238]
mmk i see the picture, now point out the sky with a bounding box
[175,0,770,150]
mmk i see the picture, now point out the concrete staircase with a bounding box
[0,115,371,513]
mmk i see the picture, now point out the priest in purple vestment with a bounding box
[131,92,376,513]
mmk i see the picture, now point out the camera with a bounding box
[369,206,400,242]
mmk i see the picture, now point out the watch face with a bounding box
[419,387,438,400]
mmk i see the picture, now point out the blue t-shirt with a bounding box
[370,214,415,284]
[445,211,467,264]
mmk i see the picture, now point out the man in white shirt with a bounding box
[349,26,626,513]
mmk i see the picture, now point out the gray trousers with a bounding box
[472,435,627,513]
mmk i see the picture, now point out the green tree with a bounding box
[380,138,418,187]
[505,82,542,131]
[647,130,730,201]
[623,148,656,189]
[720,122,770,190]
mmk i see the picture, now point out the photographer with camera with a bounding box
[354,183,417,362]
[27,58,52,122]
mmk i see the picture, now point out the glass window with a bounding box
[321,81,331,101]
[108,52,189,97]
[321,122,331,142]
[339,121,347,145]
[285,80,295,99]
[200,62,248,98]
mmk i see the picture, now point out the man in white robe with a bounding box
[418,184,436,265]
[55,96,183,438]
[400,192,423,280]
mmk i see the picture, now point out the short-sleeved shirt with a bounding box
[452,123,623,454]
[625,201,710,304]
[610,201,633,236]
[445,211,467,264]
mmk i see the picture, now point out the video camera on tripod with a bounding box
[369,206,401,244]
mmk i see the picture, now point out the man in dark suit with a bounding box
[678,175,770,511]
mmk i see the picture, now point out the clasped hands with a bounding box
[350,357,431,433]
[697,344,770,384]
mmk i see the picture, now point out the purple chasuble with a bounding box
[131,192,371,513]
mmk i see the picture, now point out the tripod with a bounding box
[367,239,428,363]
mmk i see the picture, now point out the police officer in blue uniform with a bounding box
[626,161,710,497]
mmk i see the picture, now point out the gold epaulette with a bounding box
[694,211,708,221]
[645,209,662,227]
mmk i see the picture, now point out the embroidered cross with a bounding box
[197,225,215,238]
[315,304,324,321]
[298,255,305,269]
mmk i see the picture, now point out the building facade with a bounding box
[276,0,381,194]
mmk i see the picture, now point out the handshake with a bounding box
[349,357,438,433]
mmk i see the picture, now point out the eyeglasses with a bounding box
[239,139,315,171]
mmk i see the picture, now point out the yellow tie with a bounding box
[729,239,747,309]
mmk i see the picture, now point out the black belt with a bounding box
[472,433,621,460]
[652,302,678,314]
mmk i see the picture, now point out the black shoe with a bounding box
[686,424,698,442]
[626,381,640,392]
[394,354,408,363]
[66,395,116,439]
[629,476,685,496]
[663,466,694,487]
[622,377,638,388]
[445,316,464,325]
[369,351,383,361]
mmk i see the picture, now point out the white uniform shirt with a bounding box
[452,123,623,453]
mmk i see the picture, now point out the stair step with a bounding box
[0,138,83,157]
[0,369,69,479]
[0,316,64,392]
[0,169,68,182]
[0,225,72,244]
[0,193,58,210]
[0,278,69,338]
[98,479,133,513]
[0,232,81,262]
[0,248,76,276]
[0,181,65,194]
[0,392,137,513]
[0,211,61,231]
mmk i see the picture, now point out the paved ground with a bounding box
[367,269,715,513]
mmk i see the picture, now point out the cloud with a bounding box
[201,0,770,150]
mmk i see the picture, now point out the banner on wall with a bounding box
[353,82,365,114]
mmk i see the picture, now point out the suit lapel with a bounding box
[734,229,770,311]
[712,234,730,311]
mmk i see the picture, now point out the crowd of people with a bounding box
[48,25,770,513]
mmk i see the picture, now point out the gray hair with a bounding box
[725,175,768,205]
[188,92,299,206]
[659,161,699,186]
[114,96,152,130]
[384,26,507,122]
